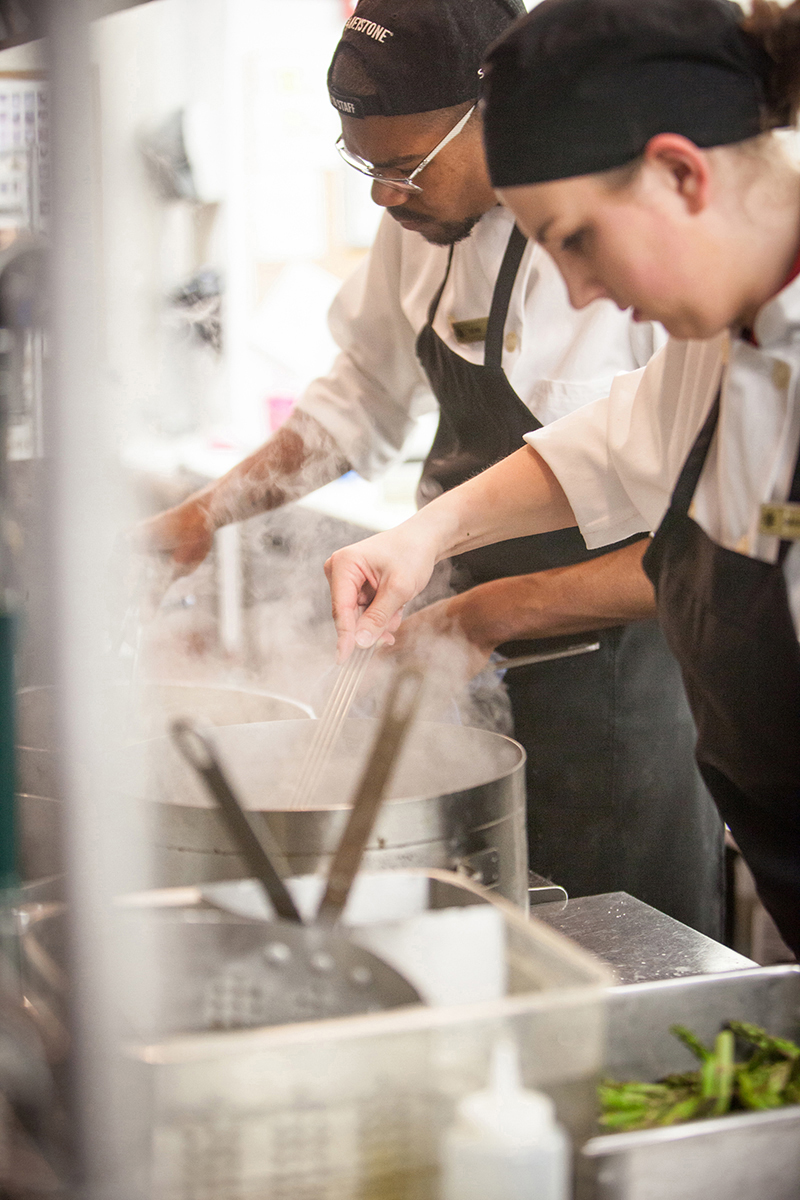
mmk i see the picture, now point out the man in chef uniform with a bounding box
[139,0,724,936]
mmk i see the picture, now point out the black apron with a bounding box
[644,386,800,957]
[415,224,724,937]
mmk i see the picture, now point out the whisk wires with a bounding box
[289,644,376,809]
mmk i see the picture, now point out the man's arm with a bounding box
[134,216,430,577]
[390,539,655,678]
[132,410,349,575]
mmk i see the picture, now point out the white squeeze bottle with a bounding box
[440,1039,571,1200]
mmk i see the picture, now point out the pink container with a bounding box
[266,395,296,433]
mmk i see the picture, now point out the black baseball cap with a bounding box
[328,0,525,119]
[481,0,774,187]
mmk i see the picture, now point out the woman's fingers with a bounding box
[326,534,429,663]
[351,573,419,651]
[324,555,363,663]
[384,607,405,636]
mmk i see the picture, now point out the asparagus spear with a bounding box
[737,1058,794,1110]
[701,1030,735,1115]
[670,1025,712,1063]
[598,1022,800,1132]
[727,1021,800,1062]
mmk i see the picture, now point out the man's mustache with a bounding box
[387,208,435,225]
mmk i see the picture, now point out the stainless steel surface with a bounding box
[133,907,422,1033]
[528,870,569,906]
[499,640,601,671]
[135,718,530,905]
[584,965,800,1200]
[17,891,422,1036]
[14,683,312,881]
[317,668,424,925]
[534,891,754,984]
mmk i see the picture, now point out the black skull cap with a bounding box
[481,0,774,187]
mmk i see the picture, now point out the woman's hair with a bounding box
[742,0,800,128]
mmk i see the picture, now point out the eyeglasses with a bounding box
[335,104,476,195]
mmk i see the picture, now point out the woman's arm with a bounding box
[324,444,576,661]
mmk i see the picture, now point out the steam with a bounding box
[370,617,513,735]
[205,410,349,528]
[112,408,515,789]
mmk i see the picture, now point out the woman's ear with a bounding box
[643,133,711,214]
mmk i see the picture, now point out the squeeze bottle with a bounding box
[439,1039,571,1200]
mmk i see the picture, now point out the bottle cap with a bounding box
[456,1039,556,1148]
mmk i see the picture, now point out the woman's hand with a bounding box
[324,445,577,662]
[324,527,439,662]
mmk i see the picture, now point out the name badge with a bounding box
[451,317,488,344]
[759,502,800,540]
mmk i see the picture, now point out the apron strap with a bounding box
[426,244,455,326]
[484,224,528,369]
[670,385,722,517]
[669,377,800,568]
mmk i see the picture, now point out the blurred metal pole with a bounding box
[47,2,146,1197]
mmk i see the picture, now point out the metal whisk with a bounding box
[290,644,376,809]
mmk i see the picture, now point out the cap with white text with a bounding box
[328,0,525,120]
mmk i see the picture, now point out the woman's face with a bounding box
[497,154,743,340]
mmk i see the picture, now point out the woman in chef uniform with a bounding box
[324,0,800,957]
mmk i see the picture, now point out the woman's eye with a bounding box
[561,228,587,253]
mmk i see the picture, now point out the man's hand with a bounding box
[382,538,658,681]
[130,411,350,580]
[388,594,497,679]
[131,494,215,578]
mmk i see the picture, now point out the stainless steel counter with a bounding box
[533,890,754,984]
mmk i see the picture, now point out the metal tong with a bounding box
[496,639,600,672]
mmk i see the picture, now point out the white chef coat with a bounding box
[297,205,664,480]
[527,269,800,635]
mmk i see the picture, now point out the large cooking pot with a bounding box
[15,683,313,881]
[133,718,528,907]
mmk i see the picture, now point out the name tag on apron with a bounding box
[451,317,488,344]
[759,502,800,540]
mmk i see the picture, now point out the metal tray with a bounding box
[584,965,800,1200]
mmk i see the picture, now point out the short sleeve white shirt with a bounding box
[526,272,800,635]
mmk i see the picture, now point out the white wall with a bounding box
[91,0,377,457]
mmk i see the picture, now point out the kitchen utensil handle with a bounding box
[497,640,600,671]
[316,667,425,928]
[170,719,303,924]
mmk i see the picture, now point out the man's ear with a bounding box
[643,133,711,214]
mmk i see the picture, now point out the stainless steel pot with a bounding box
[15,683,312,881]
[132,718,529,907]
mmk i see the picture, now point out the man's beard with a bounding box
[388,207,482,246]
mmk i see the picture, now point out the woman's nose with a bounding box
[563,266,609,310]
[371,180,409,208]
